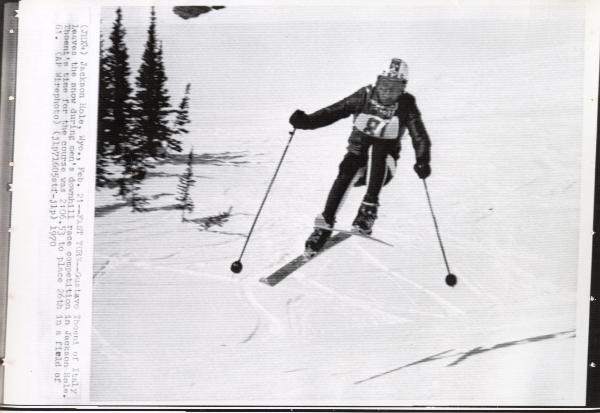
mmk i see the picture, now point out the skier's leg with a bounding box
[352,141,395,234]
[321,152,367,224]
[364,142,393,204]
[306,152,366,256]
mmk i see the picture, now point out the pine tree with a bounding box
[96,34,112,188]
[96,149,111,188]
[116,151,149,212]
[130,188,150,212]
[132,7,182,160]
[176,149,196,221]
[98,7,135,161]
[173,83,192,136]
[98,7,150,207]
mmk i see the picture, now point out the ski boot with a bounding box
[304,214,334,257]
[352,198,378,235]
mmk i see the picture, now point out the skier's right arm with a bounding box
[289,88,367,130]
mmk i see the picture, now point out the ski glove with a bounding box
[414,163,431,179]
[289,110,311,129]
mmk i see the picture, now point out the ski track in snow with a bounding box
[443,231,560,298]
[240,320,261,344]
[351,241,466,316]
[300,278,410,324]
[92,327,127,359]
[239,280,285,336]
[93,259,110,280]
[94,253,234,286]
[285,295,304,334]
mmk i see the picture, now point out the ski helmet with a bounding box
[386,58,409,81]
[375,58,408,100]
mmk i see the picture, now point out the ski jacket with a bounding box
[300,86,431,164]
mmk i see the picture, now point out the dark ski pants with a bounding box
[322,139,397,224]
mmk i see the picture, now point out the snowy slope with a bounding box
[91,110,579,405]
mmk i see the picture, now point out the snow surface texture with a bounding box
[92,4,585,405]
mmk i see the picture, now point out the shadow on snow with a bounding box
[95,193,174,217]
[156,151,252,167]
[354,329,575,385]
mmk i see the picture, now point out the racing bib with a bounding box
[353,113,399,139]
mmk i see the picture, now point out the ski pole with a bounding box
[422,179,457,287]
[230,129,297,274]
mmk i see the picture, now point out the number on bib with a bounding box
[363,117,387,137]
[353,113,397,139]
[364,118,381,135]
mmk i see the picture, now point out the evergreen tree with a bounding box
[176,149,196,221]
[96,34,112,188]
[98,7,150,207]
[98,7,135,160]
[115,138,152,205]
[173,83,192,136]
[130,189,150,212]
[133,7,182,160]
[96,148,111,188]
[116,151,149,212]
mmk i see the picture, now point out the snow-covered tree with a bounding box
[176,149,196,221]
[173,83,192,136]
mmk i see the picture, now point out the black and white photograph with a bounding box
[84,1,597,405]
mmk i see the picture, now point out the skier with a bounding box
[289,58,432,256]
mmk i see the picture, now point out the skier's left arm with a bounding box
[406,96,432,179]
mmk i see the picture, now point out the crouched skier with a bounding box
[289,58,432,257]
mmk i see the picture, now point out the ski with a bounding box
[314,225,394,247]
[259,232,351,287]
